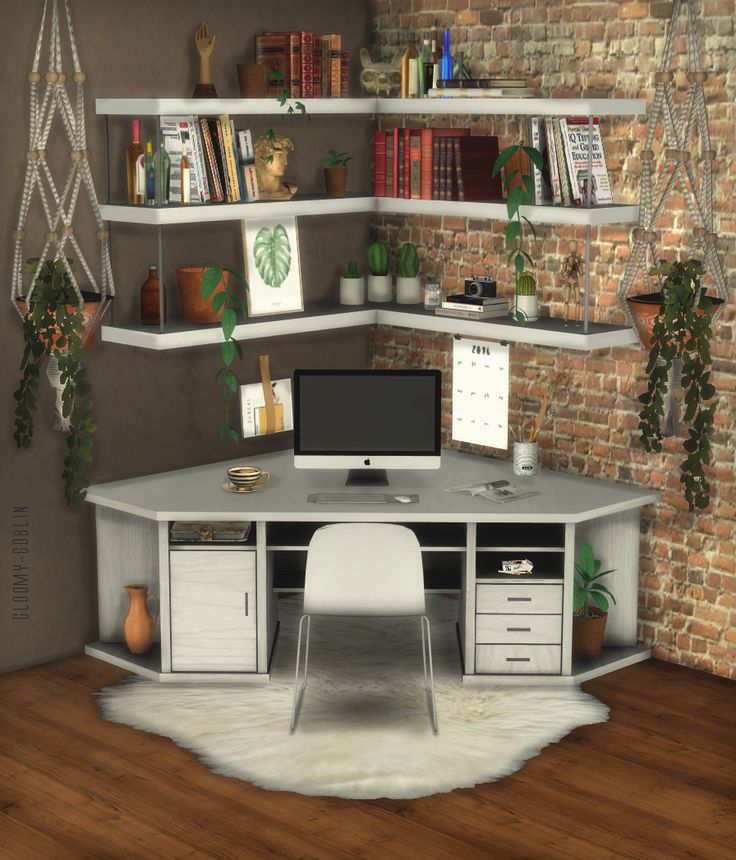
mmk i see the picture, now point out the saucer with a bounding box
[222,480,268,494]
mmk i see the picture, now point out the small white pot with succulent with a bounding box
[395,242,421,304]
[366,241,392,302]
[339,260,365,305]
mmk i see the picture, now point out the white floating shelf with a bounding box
[96,96,646,117]
[101,304,638,352]
[100,195,639,227]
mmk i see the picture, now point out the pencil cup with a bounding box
[513,441,539,477]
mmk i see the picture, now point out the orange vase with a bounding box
[123,584,159,654]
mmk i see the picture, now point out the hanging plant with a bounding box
[13,259,96,504]
[637,259,717,511]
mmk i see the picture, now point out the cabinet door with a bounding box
[170,550,257,672]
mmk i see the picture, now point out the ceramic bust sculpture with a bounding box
[359,48,402,97]
[254,133,297,200]
[193,21,217,98]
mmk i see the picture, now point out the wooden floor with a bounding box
[0,657,734,860]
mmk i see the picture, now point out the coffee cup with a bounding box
[227,465,270,489]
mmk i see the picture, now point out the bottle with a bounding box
[401,32,417,99]
[408,58,419,98]
[154,142,171,205]
[144,141,156,206]
[125,119,144,205]
[441,29,453,81]
[180,141,191,204]
[140,266,167,325]
[419,33,434,96]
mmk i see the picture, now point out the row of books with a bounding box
[427,77,535,99]
[160,116,262,204]
[255,32,348,98]
[372,129,503,202]
[528,116,613,207]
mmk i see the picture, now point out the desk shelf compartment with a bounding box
[476,522,564,548]
[476,551,565,582]
[267,520,467,551]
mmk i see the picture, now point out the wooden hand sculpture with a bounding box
[193,21,217,98]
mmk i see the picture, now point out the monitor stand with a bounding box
[345,469,389,487]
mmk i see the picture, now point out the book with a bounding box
[204,117,228,202]
[237,128,258,200]
[544,117,562,205]
[445,479,541,504]
[329,34,341,98]
[288,33,301,98]
[242,163,260,201]
[454,136,502,202]
[216,116,240,202]
[427,87,535,98]
[189,119,211,203]
[373,130,386,197]
[528,117,552,205]
[435,305,509,320]
[420,128,433,200]
[553,118,573,206]
[340,50,349,98]
[385,132,395,197]
[301,32,314,98]
[432,136,440,199]
[437,78,529,88]
[198,117,224,202]
[409,132,422,199]
[255,34,290,96]
[444,294,506,306]
[319,34,331,96]
[403,128,411,199]
[313,36,323,97]
[229,119,245,201]
[560,116,613,206]
[441,299,507,312]
[159,116,187,204]
[397,132,405,198]
[237,129,255,163]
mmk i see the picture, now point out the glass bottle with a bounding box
[140,266,167,325]
[125,119,144,205]
[453,50,471,80]
[144,141,156,206]
[401,32,417,99]
[441,29,453,81]
[180,141,191,204]
[154,142,171,205]
[419,34,434,97]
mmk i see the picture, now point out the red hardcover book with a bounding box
[438,139,448,200]
[403,128,411,199]
[340,50,349,98]
[255,34,290,96]
[373,130,387,197]
[392,128,400,197]
[409,131,422,199]
[432,136,441,199]
[420,128,433,200]
[300,32,314,98]
[313,36,322,97]
[397,132,405,198]
[385,133,394,198]
[288,33,301,98]
[455,136,503,201]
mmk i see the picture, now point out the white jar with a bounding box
[514,294,538,322]
[340,276,365,305]
[513,441,539,477]
[367,274,392,302]
[396,276,421,304]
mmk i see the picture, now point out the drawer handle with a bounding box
[507,597,532,602]
[507,627,531,632]
[506,657,531,662]
[244,593,249,617]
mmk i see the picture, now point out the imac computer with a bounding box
[293,369,441,486]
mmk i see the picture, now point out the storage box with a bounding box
[170,521,252,543]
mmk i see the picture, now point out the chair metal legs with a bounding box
[290,614,311,733]
[421,615,439,733]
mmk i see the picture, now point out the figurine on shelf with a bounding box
[359,48,402,97]
[560,240,585,326]
[192,21,217,98]
[254,132,297,200]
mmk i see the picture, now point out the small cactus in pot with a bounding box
[396,242,421,304]
[339,259,365,305]
[366,241,392,302]
[514,270,538,322]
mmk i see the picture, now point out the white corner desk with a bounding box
[85,449,659,685]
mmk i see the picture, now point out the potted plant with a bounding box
[13,258,104,504]
[339,260,365,305]
[634,259,721,511]
[396,242,421,304]
[322,149,353,197]
[366,241,391,302]
[492,142,543,324]
[515,270,538,322]
[572,542,617,660]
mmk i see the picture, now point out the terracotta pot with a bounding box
[324,167,348,197]
[627,292,724,350]
[123,584,159,654]
[176,268,229,323]
[16,293,112,349]
[572,607,608,660]
[237,63,268,98]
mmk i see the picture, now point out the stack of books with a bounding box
[435,294,509,320]
[427,78,535,98]
[255,32,348,98]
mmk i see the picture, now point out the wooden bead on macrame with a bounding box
[96,229,109,240]
[655,71,674,83]
[73,71,86,82]
[71,149,84,162]
[58,72,67,83]
[687,71,708,82]
[45,71,59,82]
[38,148,47,160]
[46,231,58,242]
[12,229,25,240]
[640,150,654,161]
[701,149,716,161]
[704,232,717,244]
[665,149,690,162]
[693,227,705,238]
[27,71,41,83]
[62,225,74,237]
[25,149,39,161]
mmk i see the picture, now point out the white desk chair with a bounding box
[290,523,438,733]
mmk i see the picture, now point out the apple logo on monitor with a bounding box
[364,458,371,466]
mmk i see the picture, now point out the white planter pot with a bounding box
[513,294,538,322]
[339,276,365,305]
[396,276,421,304]
[367,274,392,302]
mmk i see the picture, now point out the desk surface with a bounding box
[86,449,659,523]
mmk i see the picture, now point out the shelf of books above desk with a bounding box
[98,193,375,225]
[101,303,637,351]
[96,97,646,118]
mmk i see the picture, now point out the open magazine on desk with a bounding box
[445,479,540,504]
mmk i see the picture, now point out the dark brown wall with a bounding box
[1,0,371,672]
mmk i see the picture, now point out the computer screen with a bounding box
[293,369,441,485]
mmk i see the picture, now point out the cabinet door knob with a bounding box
[507,597,532,602]
[506,657,531,662]
[507,627,531,632]
[244,592,249,616]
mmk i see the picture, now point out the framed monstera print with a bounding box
[241,216,303,317]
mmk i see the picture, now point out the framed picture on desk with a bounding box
[241,216,304,317]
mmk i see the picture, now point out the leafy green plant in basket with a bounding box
[492,142,543,324]
[201,265,249,442]
[13,258,95,504]
[637,259,717,511]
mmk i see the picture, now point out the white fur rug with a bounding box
[97,596,608,799]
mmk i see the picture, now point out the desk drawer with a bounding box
[476,582,562,615]
[475,644,561,674]
[476,613,561,645]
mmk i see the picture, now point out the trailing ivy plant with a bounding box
[201,265,248,442]
[13,258,94,504]
[638,259,716,511]
[492,142,543,324]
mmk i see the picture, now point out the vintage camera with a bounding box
[464,275,497,298]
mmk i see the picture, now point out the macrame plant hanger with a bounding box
[11,0,114,430]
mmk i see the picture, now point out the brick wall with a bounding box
[369,0,736,678]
